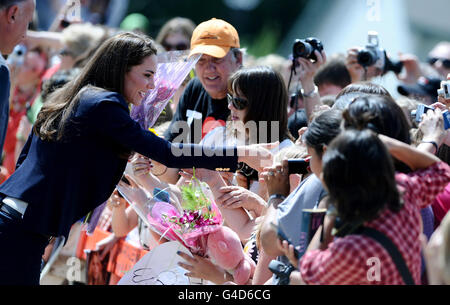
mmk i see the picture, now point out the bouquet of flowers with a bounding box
[116,171,256,284]
[131,50,201,130]
[116,169,223,256]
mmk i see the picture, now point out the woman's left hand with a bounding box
[177,251,229,284]
[238,142,279,173]
[260,160,290,197]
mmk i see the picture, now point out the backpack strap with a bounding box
[358,227,415,285]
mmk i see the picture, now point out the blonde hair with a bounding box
[255,54,289,75]
[61,23,108,61]
[273,145,307,165]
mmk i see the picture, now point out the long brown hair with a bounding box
[34,32,157,142]
[228,66,293,144]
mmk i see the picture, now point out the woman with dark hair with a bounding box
[227,66,293,144]
[342,95,440,283]
[0,32,273,285]
[343,95,412,174]
[333,82,391,111]
[202,65,293,192]
[282,129,450,285]
[202,65,292,146]
[259,109,342,284]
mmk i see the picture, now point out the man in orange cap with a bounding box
[164,18,243,144]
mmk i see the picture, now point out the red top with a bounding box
[300,162,450,285]
[431,182,450,228]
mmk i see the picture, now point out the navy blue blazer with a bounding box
[0,57,10,155]
[0,89,238,239]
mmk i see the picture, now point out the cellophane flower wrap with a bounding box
[147,170,224,256]
[116,179,187,247]
[131,50,201,130]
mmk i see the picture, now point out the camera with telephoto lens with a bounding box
[438,80,450,100]
[357,31,403,74]
[6,44,27,67]
[411,104,450,130]
[269,260,296,285]
[293,37,324,62]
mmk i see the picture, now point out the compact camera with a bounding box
[411,104,450,130]
[357,31,403,74]
[268,260,296,285]
[293,37,324,62]
[6,44,27,67]
[287,159,310,175]
[438,80,450,100]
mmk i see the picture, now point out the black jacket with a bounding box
[0,89,237,239]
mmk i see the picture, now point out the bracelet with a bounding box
[268,194,286,207]
[420,140,439,154]
[301,85,319,98]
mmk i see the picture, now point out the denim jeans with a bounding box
[0,209,48,285]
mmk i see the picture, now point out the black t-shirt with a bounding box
[164,78,230,144]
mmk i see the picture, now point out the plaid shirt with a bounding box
[300,162,450,285]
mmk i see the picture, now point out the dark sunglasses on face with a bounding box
[162,42,189,51]
[428,57,450,69]
[227,94,248,110]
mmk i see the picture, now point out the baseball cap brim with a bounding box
[189,44,230,59]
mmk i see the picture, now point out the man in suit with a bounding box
[0,0,35,155]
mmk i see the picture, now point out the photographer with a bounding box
[397,42,450,84]
[287,40,327,123]
[345,33,403,84]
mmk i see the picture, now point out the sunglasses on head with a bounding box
[428,57,450,69]
[162,42,189,51]
[227,94,248,110]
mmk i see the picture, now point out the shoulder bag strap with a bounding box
[358,227,415,285]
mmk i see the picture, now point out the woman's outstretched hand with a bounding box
[237,142,279,173]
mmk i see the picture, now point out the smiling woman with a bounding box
[0,31,274,285]
[124,55,157,106]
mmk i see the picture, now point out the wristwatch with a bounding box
[268,194,286,207]
[301,85,319,98]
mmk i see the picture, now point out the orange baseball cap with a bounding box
[189,18,240,59]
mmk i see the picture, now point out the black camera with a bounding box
[293,37,324,62]
[287,159,310,175]
[236,162,259,181]
[357,32,403,74]
[269,260,296,285]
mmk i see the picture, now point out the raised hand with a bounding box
[260,160,290,198]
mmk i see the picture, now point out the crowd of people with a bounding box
[0,0,450,286]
